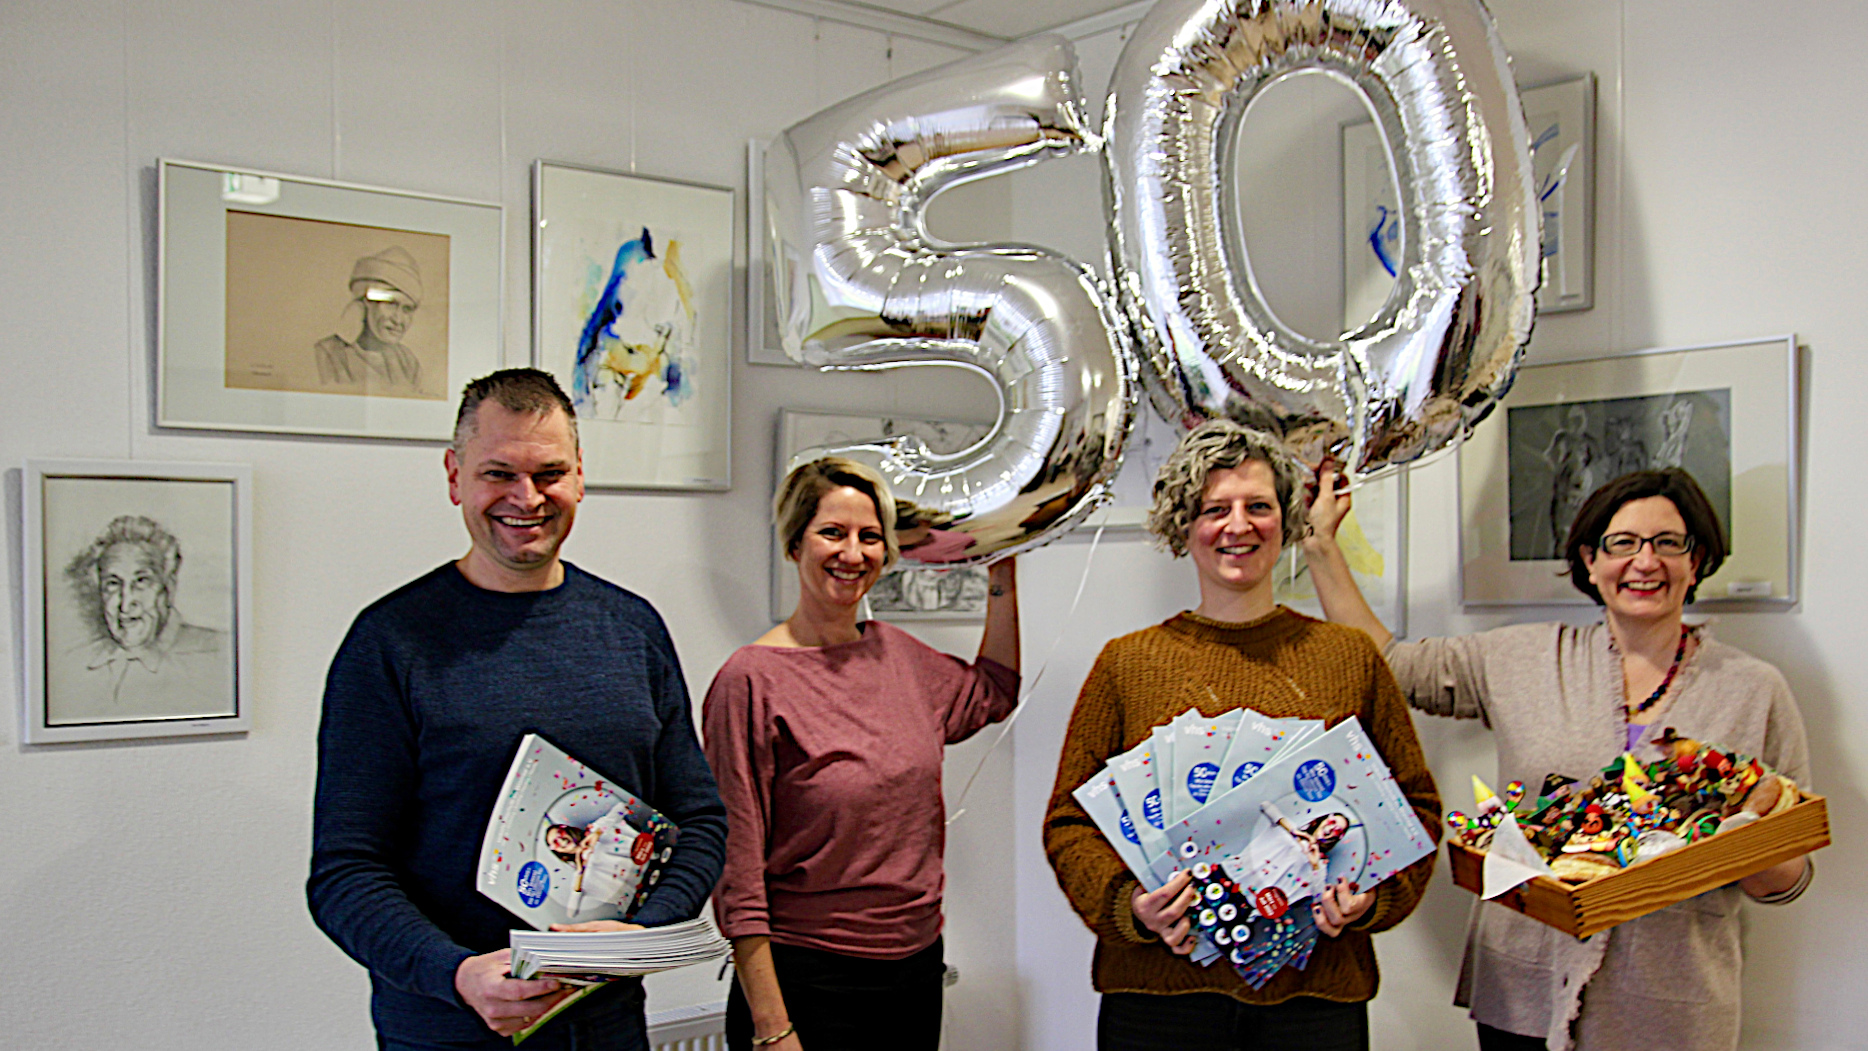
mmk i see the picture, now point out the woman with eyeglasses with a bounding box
[1303,468,1811,1051]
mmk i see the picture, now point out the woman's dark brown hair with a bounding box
[1563,468,1728,604]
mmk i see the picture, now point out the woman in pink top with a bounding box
[703,457,1020,1051]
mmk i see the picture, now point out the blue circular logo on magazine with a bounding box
[1187,762,1220,803]
[516,861,550,907]
[1294,759,1336,801]
[1143,788,1165,829]
[1232,761,1264,788]
[1118,809,1140,844]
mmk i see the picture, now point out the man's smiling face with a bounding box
[445,401,584,590]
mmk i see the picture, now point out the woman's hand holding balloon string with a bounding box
[1299,464,1393,650]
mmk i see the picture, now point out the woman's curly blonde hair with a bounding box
[1146,419,1310,556]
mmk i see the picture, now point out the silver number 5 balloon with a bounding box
[764,36,1135,564]
[1105,0,1539,474]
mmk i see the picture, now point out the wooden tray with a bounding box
[1447,794,1829,938]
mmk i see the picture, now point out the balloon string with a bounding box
[946,518,1106,827]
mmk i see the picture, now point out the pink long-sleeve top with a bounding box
[701,620,1018,959]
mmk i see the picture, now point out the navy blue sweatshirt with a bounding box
[307,563,727,1045]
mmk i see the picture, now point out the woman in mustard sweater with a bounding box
[1042,420,1440,1051]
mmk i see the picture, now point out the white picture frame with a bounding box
[22,460,254,744]
[1341,73,1596,327]
[774,409,996,622]
[1522,73,1596,314]
[158,158,503,440]
[533,160,735,490]
[745,139,797,368]
[1459,335,1799,607]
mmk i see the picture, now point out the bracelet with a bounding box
[753,1022,796,1046]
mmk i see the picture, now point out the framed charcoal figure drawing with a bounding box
[158,159,503,440]
[775,410,996,623]
[22,460,253,744]
[533,161,735,490]
[1459,335,1799,607]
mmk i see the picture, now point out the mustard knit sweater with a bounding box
[1043,608,1441,1005]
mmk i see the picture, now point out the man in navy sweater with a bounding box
[308,369,726,1049]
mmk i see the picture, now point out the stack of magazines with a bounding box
[509,917,732,981]
[1075,712,1434,987]
[476,735,731,1044]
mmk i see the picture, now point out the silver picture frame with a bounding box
[22,459,254,744]
[1458,334,1800,608]
[158,158,503,441]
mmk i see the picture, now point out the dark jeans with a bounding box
[1476,1022,1549,1051]
[725,937,944,1051]
[378,978,648,1051]
[1097,992,1368,1051]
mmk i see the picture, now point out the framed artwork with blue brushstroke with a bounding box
[533,161,734,490]
[1520,74,1596,314]
[1342,74,1594,327]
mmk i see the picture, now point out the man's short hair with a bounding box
[1146,419,1309,556]
[773,457,900,568]
[453,368,579,453]
[64,516,181,636]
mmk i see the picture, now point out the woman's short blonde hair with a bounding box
[774,456,900,567]
[1146,419,1310,556]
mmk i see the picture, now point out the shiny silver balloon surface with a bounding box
[766,35,1134,564]
[1105,0,1538,474]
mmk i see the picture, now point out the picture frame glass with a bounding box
[1459,336,1797,606]
[24,461,252,744]
[159,159,502,440]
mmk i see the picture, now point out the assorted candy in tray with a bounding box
[1446,730,1802,883]
[1075,710,1436,988]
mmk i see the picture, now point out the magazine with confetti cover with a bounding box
[475,733,678,930]
[1167,717,1435,984]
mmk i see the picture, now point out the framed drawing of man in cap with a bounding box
[158,159,501,440]
[223,213,450,401]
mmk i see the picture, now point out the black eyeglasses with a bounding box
[1596,532,1695,557]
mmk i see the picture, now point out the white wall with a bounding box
[0,3,1025,1048]
[9,2,1868,1049]
[1006,3,1868,1050]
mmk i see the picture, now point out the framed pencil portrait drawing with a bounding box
[22,460,254,744]
[533,161,735,490]
[1458,335,1799,608]
[158,159,503,441]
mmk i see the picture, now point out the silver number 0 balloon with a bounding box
[1105,0,1539,474]
[764,37,1134,564]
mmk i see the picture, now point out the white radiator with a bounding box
[647,1001,727,1051]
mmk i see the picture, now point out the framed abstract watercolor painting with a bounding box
[532,161,735,490]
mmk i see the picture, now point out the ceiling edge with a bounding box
[734,0,1009,52]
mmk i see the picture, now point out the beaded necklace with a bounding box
[1627,624,1691,718]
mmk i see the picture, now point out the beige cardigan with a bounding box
[1385,621,1811,1051]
